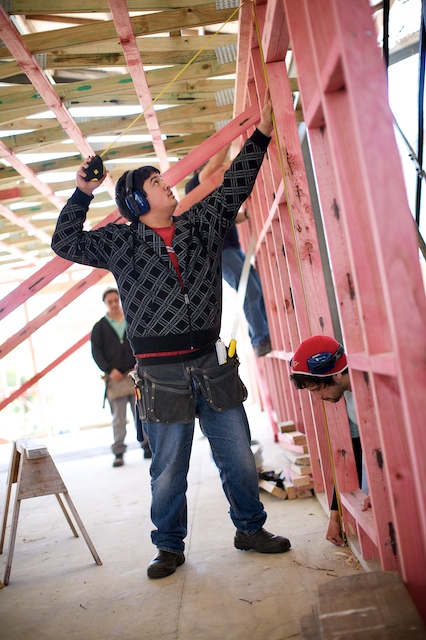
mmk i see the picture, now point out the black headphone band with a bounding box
[125,169,134,197]
[334,344,345,361]
[124,168,151,218]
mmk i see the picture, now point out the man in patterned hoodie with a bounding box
[52,92,291,579]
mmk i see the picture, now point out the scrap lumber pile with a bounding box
[277,420,314,499]
[258,420,315,501]
[258,471,287,500]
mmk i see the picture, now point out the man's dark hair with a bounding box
[115,166,159,222]
[290,369,348,390]
[102,287,118,302]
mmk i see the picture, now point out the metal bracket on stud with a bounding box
[215,42,237,66]
[34,53,47,69]
[215,0,239,10]
[215,88,235,108]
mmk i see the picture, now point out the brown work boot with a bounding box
[147,550,185,579]
[112,454,124,467]
[234,528,291,553]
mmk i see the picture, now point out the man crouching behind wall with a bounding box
[289,335,370,546]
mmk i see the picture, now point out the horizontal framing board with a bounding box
[0,5,239,59]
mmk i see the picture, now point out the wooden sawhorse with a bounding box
[0,438,102,585]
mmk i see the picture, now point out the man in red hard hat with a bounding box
[289,335,370,546]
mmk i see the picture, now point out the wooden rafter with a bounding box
[0,6,116,199]
[0,141,65,209]
[0,4,238,60]
[7,0,216,15]
[0,203,52,245]
[107,0,170,172]
[0,240,40,266]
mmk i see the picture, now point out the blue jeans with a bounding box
[222,246,269,347]
[141,356,267,553]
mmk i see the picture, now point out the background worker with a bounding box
[289,335,370,546]
[185,145,271,358]
[52,91,291,581]
[91,287,151,467]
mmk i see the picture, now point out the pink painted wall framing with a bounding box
[0,0,425,618]
[232,0,426,620]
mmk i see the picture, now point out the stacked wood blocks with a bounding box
[258,478,287,500]
[277,420,314,499]
[258,420,315,500]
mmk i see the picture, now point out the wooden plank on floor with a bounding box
[281,467,314,487]
[317,571,426,639]
[284,478,314,500]
[258,479,287,500]
[280,448,311,466]
[278,420,296,432]
[279,430,307,446]
[278,438,309,454]
[299,611,321,640]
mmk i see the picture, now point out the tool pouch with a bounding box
[135,373,195,424]
[192,356,247,412]
[104,371,135,402]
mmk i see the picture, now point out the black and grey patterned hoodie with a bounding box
[52,128,270,363]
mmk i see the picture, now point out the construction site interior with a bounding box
[0,1,425,638]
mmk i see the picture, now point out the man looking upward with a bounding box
[52,92,291,580]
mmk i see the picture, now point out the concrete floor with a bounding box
[0,403,363,640]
